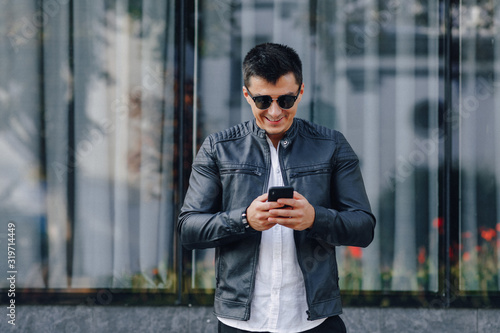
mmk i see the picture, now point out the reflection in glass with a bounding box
[458,2,499,292]
[3,0,499,301]
[0,1,177,291]
[193,0,441,293]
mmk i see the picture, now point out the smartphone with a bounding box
[268,186,294,202]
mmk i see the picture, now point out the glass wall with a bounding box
[457,1,499,293]
[0,0,499,306]
[1,0,178,294]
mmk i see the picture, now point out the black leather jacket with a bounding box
[178,118,375,321]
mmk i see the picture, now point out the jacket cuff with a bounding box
[308,205,339,245]
[229,207,256,234]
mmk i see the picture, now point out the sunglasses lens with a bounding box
[277,96,296,109]
[254,96,272,110]
[250,92,298,110]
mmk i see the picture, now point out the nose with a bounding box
[267,100,282,118]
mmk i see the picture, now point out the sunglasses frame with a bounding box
[245,85,301,110]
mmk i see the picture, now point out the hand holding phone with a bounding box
[268,186,294,208]
[266,187,316,230]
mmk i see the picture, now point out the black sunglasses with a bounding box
[245,86,301,110]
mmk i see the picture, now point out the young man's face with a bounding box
[243,73,303,146]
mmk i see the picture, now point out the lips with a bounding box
[266,117,284,124]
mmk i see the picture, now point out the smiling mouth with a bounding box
[266,117,284,123]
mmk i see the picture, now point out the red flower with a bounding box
[433,217,445,235]
[480,228,496,242]
[463,252,470,262]
[348,246,363,259]
[418,247,426,265]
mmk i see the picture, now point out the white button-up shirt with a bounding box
[219,137,325,332]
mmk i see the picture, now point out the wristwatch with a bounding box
[241,211,250,229]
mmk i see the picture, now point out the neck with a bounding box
[267,134,282,148]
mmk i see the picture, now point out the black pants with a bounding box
[218,315,347,333]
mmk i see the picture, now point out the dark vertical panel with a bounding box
[174,0,185,305]
[175,0,196,305]
[159,0,176,296]
[308,0,317,123]
[66,0,76,287]
[38,0,49,288]
[440,0,460,307]
[228,2,242,126]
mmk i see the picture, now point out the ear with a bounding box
[242,86,252,105]
[297,82,305,102]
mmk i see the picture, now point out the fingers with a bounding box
[246,193,277,231]
[256,192,268,202]
[275,191,303,208]
[270,191,315,230]
[248,191,314,231]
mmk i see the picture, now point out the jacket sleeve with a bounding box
[177,136,257,250]
[308,132,376,248]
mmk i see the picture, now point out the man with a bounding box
[178,43,375,333]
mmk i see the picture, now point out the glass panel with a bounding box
[1,0,45,289]
[0,0,178,292]
[458,1,499,292]
[314,0,441,292]
[319,0,441,292]
[192,0,440,292]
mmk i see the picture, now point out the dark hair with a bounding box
[242,43,302,88]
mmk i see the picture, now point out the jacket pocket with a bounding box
[288,164,332,206]
[220,168,262,177]
[289,167,331,178]
[219,165,266,207]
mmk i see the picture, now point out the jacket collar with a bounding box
[250,118,299,149]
